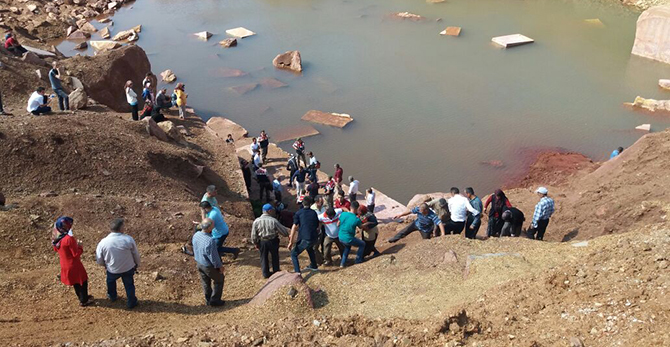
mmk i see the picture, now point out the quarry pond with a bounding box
[60,0,670,202]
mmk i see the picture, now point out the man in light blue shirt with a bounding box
[200,201,239,259]
[95,218,140,309]
[609,147,624,160]
[192,218,225,306]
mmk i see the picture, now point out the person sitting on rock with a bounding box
[4,32,27,55]
[27,87,52,115]
[388,203,445,242]
[150,99,167,123]
[251,204,289,279]
[155,88,172,111]
[139,98,154,120]
[609,146,624,160]
[225,133,235,145]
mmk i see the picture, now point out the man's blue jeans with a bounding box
[340,237,366,267]
[106,268,137,308]
[290,239,317,273]
[214,234,240,256]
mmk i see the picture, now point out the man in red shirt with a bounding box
[334,164,343,187]
[292,138,306,167]
[4,32,27,55]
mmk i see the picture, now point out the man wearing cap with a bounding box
[388,203,445,242]
[192,218,225,306]
[251,204,290,278]
[529,187,555,240]
[426,197,450,237]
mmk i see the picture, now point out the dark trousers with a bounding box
[296,151,307,168]
[341,237,366,267]
[261,146,268,162]
[274,190,282,202]
[308,169,317,183]
[0,90,4,113]
[214,234,240,256]
[54,89,69,111]
[258,237,280,278]
[323,236,344,263]
[390,223,431,242]
[487,216,504,237]
[130,103,139,121]
[8,45,27,55]
[363,236,380,257]
[288,168,297,185]
[73,281,89,304]
[290,239,317,273]
[259,181,271,201]
[529,219,550,240]
[444,221,465,235]
[465,217,480,239]
[367,204,375,214]
[106,268,137,308]
[197,263,224,305]
[31,105,51,115]
[348,193,357,204]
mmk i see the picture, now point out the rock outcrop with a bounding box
[62,45,152,112]
[250,271,313,308]
[631,6,670,64]
[629,96,670,113]
[68,88,88,110]
[273,51,302,72]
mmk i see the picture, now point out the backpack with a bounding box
[315,161,321,169]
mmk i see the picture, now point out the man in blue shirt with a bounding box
[49,61,69,111]
[529,187,555,240]
[200,201,240,259]
[609,147,624,160]
[192,218,225,306]
[288,197,320,273]
[388,203,445,243]
[464,187,483,239]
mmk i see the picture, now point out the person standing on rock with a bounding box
[307,152,319,182]
[142,72,157,102]
[347,176,360,203]
[49,62,69,111]
[27,87,52,115]
[200,201,240,259]
[287,155,299,187]
[192,218,225,306]
[357,205,381,259]
[292,138,307,167]
[95,218,140,309]
[52,217,94,307]
[333,164,343,188]
[484,189,512,237]
[124,81,139,121]
[174,83,187,120]
[288,197,320,273]
[251,204,289,278]
[426,197,450,237]
[338,201,366,267]
[319,207,344,266]
[529,187,555,241]
[446,187,480,235]
[464,187,483,240]
[258,130,270,163]
[202,185,219,208]
[388,203,445,242]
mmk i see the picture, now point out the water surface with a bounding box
[59,0,670,202]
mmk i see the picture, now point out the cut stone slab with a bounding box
[195,31,213,40]
[161,69,177,83]
[659,79,670,90]
[206,117,248,141]
[89,40,121,51]
[67,30,90,40]
[635,123,651,131]
[229,83,258,95]
[440,26,461,36]
[100,26,110,39]
[260,78,288,89]
[631,6,670,64]
[226,27,256,38]
[273,125,320,143]
[367,187,407,223]
[219,38,237,48]
[301,110,353,128]
[584,18,605,27]
[492,34,534,48]
[216,67,247,78]
[23,45,56,58]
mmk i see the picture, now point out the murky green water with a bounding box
[59,0,670,202]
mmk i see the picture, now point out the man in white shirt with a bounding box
[365,188,376,213]
[96,218,141,309]
[318,207,344,266]
[446,187,480,235]
[27,87,51,115]
[347,176,360,203]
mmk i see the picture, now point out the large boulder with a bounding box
[61,45,152,112]
[21,52,46,66]
[631,6,670,64]
[143,117,169,142]
[68,88,88,110]
[250,271,313,308]
[206,117,248,141]
[158,121,186,143]
[273,51,302,72]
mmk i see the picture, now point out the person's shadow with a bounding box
[95,298,251,314]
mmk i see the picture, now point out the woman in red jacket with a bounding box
[52,217,93,306]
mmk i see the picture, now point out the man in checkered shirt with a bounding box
[529,187,555,240]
